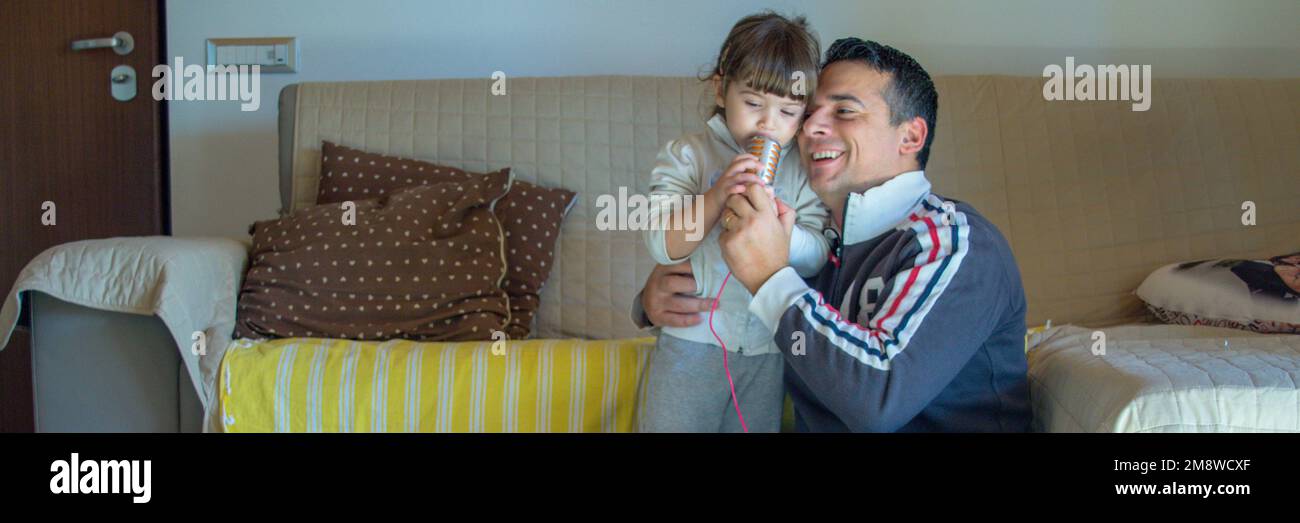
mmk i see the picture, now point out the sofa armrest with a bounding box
[1,236,249,411]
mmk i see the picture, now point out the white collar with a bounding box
[841,170,932,245]
[706,114,743,152]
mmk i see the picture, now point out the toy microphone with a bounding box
[747,135,782,186]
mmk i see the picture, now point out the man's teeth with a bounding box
[812,151,842,160]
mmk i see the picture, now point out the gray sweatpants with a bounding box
[640,333,784,433]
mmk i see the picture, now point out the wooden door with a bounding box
[0,0,167,432]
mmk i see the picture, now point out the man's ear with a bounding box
[712,74,726,110]
[898,115,928,159]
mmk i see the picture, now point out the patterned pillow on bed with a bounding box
[1136,251,1300,334]
[1145,306,1300,335]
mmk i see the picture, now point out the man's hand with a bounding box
[719,183,796,294]
[641,260,712,328]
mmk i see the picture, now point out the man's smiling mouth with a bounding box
[811,149,844,168]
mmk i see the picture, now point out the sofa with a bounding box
[3,74,1298,432]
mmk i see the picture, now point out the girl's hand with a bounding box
[706,154,764,207]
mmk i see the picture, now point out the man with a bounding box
[635,38,1031,432]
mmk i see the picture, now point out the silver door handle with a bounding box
[71,31,134,55]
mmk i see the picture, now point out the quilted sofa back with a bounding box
[279,75,1300,338]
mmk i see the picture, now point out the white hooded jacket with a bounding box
[644,114,830,354]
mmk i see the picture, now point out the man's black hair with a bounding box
[822,38,938,169]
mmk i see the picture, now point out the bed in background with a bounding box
[1028,324,1300,432]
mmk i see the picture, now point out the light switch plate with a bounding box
[206,37,297,73]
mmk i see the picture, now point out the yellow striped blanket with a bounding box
[217,337,656,433]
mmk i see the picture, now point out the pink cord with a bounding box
[708,271,748,433]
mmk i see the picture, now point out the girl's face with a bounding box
[715,77,805,148]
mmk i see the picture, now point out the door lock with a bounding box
[109,65,136,102]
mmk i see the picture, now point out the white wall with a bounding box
[165,0,1300,238]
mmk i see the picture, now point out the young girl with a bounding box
[641,12,830,432]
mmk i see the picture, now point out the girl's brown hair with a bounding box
[705,11,821,118]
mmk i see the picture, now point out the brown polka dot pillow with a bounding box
[315,141,576,339]
[236,170,512,341]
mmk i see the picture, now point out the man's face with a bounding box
[798,61,916,203]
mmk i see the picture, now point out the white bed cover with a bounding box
[1027,324,1300,432]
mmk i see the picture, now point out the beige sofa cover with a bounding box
[282,75,1300,338]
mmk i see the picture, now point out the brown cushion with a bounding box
[236,171,512,341]
[315,141,575,338]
